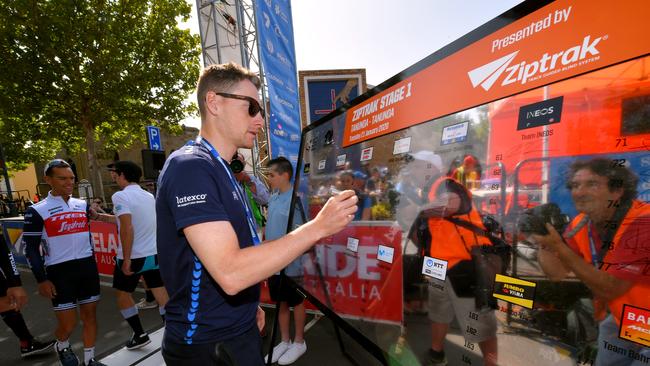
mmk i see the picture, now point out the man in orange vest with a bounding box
[533,158,649,366]
[423,174,498,366]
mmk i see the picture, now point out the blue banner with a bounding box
[254,0,301,167]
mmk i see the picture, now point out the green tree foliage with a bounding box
[0,0,200,191]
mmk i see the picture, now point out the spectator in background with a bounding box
[339,170,371,220]
[422,170,498,366]
[394,151,443,231]
[232,152,269,229]
[451,154,482,190]
[264,157,307,365]
[352,170,368,193]
[366,167,382,192]
[90,198,107,215]
[92,161,169,350]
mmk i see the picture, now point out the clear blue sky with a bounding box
[182,0,524,127]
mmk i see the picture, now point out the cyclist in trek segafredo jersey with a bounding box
[22,158,106,366]
[23,194,94,272]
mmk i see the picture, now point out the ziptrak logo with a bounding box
[469,35,603,91]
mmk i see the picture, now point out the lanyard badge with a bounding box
[587,222,600,268]
[191,137,261,246]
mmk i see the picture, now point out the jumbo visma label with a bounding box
[492,274,537,309]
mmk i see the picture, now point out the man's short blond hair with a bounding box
[196,62,261,119]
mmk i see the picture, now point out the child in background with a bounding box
[264,157,307,365]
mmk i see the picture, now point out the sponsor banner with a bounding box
[90,222,119,276]
[346,237,359,253]
[393,137,411,155]
[360,147,374,161]
[298,222,403,324]
[619,304,650,347]
[377,244,395,264]
[254,0,301,167]
[343,0,650,146]
[517,96,564,130]
[421,256,448,281]
[336,154,346,167]
[441,121,470,145]
[492,274,537,309]
[1,219,119,275]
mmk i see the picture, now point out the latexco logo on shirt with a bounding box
[176,194,207,207]
[468,34,604,91]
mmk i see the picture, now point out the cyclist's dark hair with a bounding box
[109,161,143,183]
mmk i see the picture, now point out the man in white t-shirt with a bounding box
[91,161,168,350]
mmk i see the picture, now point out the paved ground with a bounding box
[2,268,584,366]
[0,269,360,366]
[0,270,164,366]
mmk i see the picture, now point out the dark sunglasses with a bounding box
[215,92,265,119]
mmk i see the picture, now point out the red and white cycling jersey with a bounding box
[23,192,93,267]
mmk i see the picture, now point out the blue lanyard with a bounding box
[192,137,261,246]
[587,222,600,268]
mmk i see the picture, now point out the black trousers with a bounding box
[162,325,264,366]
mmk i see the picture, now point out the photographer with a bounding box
[532,158,650,366]
[421,172,498,366]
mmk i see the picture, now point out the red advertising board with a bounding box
[299,222,403,324]
[1,219,119,276]
[89,221,119,276]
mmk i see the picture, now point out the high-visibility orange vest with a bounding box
[427,177,491,269]
[567,200,650,324]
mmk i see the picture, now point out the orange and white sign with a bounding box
[343,0,650,146]
[619,304,650,347]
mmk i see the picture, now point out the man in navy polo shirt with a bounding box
[156,62,358,365]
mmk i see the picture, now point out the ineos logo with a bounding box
[526,106,554,119]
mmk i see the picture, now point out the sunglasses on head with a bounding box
[44,159,71,176]
[216,92,265,119]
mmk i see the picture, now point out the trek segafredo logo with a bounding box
[176,194,207,208]
[468,35,604,91]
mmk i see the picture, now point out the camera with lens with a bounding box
[517,202,570,235]
[229,154,244,174]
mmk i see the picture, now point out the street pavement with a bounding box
[1,268,578,365]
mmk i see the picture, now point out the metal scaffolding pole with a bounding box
[195,0,271,177]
